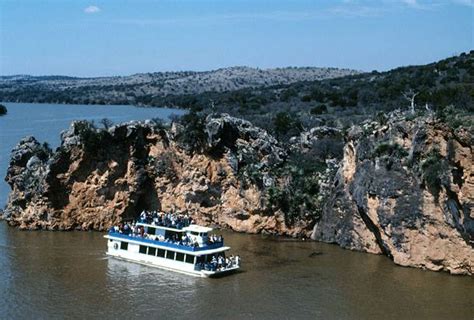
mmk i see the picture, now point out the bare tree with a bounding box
[100,118,114,130]
[209,99,216,113]
[402,89,419,115]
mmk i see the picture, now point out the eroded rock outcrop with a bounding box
[3,111,473,275]
[312,111,473,275]
[2,114,311,237]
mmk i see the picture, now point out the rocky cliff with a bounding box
[312,111,473,275]
[2,114,311,237]
[3,111,473,275]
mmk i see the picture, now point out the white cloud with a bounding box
[84,5,101,14]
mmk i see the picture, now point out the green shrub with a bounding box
[310,104,328,115]
[421,149,448,200]
[266,152,327,225]
[152,152,178,180]
[375,111,388,125]
[0,104,7,116]
[237,164,264,189]
[74,120,112,157]
[373,142,408,158]
[273,111,303,139]
[175,110,207,153]
[435,105,467,130]
[280,88,298,102]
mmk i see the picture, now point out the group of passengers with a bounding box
[110,222,142,236]
[208,234,223,244]
[109,221,224,249]
[139,211,193,229]
[199,254,241,271]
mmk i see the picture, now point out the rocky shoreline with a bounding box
[2,112,473,275]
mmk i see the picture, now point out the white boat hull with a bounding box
[105,235,239,278]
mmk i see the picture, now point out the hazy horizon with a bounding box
[1,0,472,77]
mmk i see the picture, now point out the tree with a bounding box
[176,110,207,152]
[99,118,114,130]
[310,104,328,115]
[402,89,419,115]
[0,104,7,116]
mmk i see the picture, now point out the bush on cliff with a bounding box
[273,111,303,140]
[150,152,178,181]
[435,104,474,130]
[310,104,328,115]
[0,104,7,116]
[267,151,327,225]
[373,142,408,158]
[421,148,449,200]
[74,121,113,157]
[175,110,207,153]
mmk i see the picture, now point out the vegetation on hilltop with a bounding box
[0,66,358,106]
[1,52,471,137]
[180,51,473,137]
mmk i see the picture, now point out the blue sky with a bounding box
[0,0,472,76]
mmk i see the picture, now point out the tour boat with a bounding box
[104,217,240,277]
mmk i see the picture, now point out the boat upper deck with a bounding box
[108,211,227,254]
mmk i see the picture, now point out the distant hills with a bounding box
[0,66,359,106]
[147,51,473,135]
[1,52,472,136]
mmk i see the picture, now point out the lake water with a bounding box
[0,103,472,319]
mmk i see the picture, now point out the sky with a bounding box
[0,0,472,77]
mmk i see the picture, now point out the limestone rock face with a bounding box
[312,111,473,275]
[4,111,473,275]
[2,115,310,237]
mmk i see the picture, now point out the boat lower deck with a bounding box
[106,251,239,278]
[105,235,239,278]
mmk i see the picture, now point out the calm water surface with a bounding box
[0,103,472,319]
[0,224,472,319]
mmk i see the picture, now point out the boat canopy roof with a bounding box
[183,224,213,233]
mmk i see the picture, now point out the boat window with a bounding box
[147,227,156,235]
[157,249,165,258]
[120,242,128,251]
[139,245,147,254]
[191,231,199,236]
[176,252,185,262]
[196,256,204,264]
[166,250,175,260]
[185,255,195,264]
[148,247,156,256]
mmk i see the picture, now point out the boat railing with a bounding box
[108,231,224,251]
[137,219,190,230]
